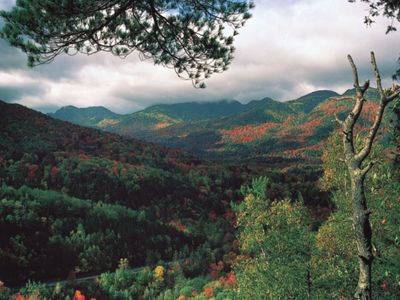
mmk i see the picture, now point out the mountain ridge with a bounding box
[46,88,389,163]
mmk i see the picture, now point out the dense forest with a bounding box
[0,101,334,299]
[0,91,398,299]
[0,0,399,298]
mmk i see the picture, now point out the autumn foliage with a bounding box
[220,122,277,143]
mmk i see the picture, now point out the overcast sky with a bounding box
[0,0,399,114]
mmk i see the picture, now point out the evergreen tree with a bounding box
[0,0,253,87]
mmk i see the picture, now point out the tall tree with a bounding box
[334,52,400,299]
[0,0,254,87]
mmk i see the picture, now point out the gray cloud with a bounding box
[0,83,47,102]
[0,0,399,113]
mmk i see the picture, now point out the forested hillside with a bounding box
[0,100,244,286]
[0,94,398,299]
[50,89,393,164]
[0,100,327,290]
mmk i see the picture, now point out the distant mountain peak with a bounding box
[48,105,118,128]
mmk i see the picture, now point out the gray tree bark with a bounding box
[335,52,400,300]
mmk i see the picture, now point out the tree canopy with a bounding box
[0,0,254,87]
[349,0,400,78]
[349,0,400,33]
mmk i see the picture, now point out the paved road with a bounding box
[45,265,147,287]
[41,259,185,288]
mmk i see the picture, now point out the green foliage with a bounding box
[320,130,392,194]
[314,130,400,299]
[234,177,313,299]
[98,263,154,299]
[0,101,251,288]
[0,185,191,285]
[0,0,253,87]
[240,176,268,199]
[19,281,52,299]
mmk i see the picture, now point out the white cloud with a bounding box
[0,0,399,113]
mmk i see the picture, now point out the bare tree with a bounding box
[334,52,400,299]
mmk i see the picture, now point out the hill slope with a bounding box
[48,105,119,127]
[0,100,246,285]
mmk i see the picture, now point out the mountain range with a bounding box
[49,88,391,164]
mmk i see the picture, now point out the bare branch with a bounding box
[334,113,344,125]
[360,161,374,177]
[370,51,385,101]
[387,85,400,102]
[347,54,360,88]
[361,80,370,93]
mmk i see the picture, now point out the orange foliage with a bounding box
[220,122,277,144]
[297,118,322,136]
[318,101,348,115]
[177,296,186,300]
[168,220,188,233]
[73,290,86,300]
[204,287,214,297]
[15,294,24,300]
[154,123,173,129]
[271,141,326,159]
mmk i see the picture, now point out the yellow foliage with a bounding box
[315,215,354,259]
[154,265,165,280]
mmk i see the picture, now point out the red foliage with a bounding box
[28,164,39,179]
[73,290,86,300]
[308,206,333,221]
[220,122,277,144]
[15,294,24,300]
[219,272,237,286]
[110,167,118,175]
[209,261,224,278]
[380,280,388,289]
[208,211,217,221]
[223,209,236,226]
[50,166,59,179]
[78,154,90,159]
[318,101,348,115]
[297,118,322,136]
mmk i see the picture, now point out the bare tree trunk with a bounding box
[351,175,373,299]
[334,52,400,299]
[394,108,400,177]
